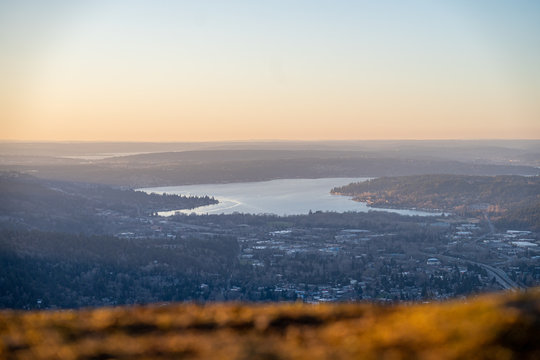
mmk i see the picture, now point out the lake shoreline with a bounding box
[139,178,440,217]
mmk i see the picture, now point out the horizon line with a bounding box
[1,138,540,144]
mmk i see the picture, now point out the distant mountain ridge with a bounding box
[2,150,537,188]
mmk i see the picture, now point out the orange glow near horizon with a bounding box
[1,1,539,141]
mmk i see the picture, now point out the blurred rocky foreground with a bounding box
[1,289,539,360]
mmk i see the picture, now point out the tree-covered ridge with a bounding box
[332,175,540,229]
[0,172,217,232]
[332,175,539,210]
[1,289,539,360]
[0,172,217,214]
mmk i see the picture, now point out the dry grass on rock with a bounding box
[1,289,539,360]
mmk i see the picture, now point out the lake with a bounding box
[139,178,439,217]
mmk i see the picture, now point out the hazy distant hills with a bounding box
[1,140,539,166]
[1,141,538,187]
[1,288,539,360]
[1,149,538,188]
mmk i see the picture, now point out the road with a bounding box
[423,252,523,291]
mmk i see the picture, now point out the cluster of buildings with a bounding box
[103,209,539,303]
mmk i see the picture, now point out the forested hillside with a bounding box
[0,230,239,308]
[332,175,540,230]
[0,172,216,233]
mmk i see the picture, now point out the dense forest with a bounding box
[0,230,238,308]
[332,175,540,230]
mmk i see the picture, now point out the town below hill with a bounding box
[1,172,539,308]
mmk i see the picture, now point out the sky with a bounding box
[1,0,539,141]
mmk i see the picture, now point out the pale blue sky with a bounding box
[1,0,539,140]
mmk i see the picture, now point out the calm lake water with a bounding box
[139,178,439,217]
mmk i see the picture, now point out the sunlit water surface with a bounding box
[139,178,439,217]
